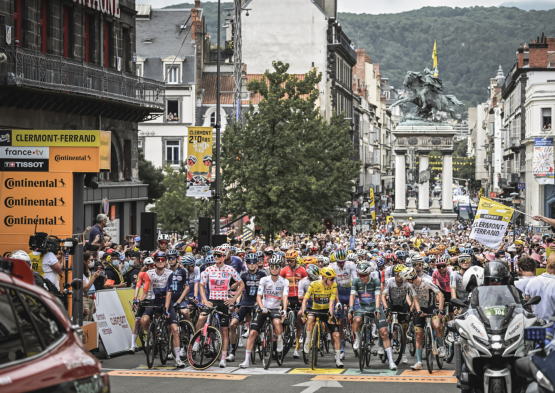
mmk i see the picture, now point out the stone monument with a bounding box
[389,68,461,231]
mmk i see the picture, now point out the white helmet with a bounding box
[368,261,378,272]
[144,257,155,266]
[322,257,330,266]
[347,253,358,262]
[462,266,484,292]
[9,250,31,267]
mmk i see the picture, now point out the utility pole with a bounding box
[214,0,222,235]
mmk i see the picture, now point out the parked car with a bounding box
[0,257,109,392]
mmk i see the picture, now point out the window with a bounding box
[165,141,180,165]
[166,100,179,122]
[103,21,110,68]
[138,139,143,149]
[39,0,47,53]
[62,6,70,58]
[17,291,63,348]
[13,0,21,46]
[0,286,26,366]
[210,111,216,126]
[136,63,143,77]
[84,14,90,62]
[166,65,179,84]
[122,27,130,72]
[542,108,552,131]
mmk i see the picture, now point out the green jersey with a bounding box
[350,276,381,311]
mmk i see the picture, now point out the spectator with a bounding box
[525,253,555,322]
[515,255,536,294]
[103,250,126,289]
[126,253,142,287]
[408,217,415,235]
[167,112,174,121]
[83,252,101,321]
[89,214,108,245]
[422,225,430,236]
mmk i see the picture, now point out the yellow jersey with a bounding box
[304,280,337,311]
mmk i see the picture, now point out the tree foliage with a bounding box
[150,163,196,233]
[221,61,360,237]
[138,148,166,204]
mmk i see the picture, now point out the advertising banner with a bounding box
[470,197,514,248]
[82,321,98,351]
[11,130,101,147]
[186,127,213,197]
[49,147,100,172]
[93,289,133,356]
[116,288,143,347]
[369,188,376,222]
[105,218,120,245]
[533,138,554,185]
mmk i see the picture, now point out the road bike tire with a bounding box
[436,338,444,369]
[282,320,293,358]
[446,342,455,363]
[425,327,434,374]
[146,321,156,369]
[323,330,330,354]
[408,322,416,356]
[159,320,170,365]
[359,325,366,372]
[365,326,373,367]
[262,323,273,370]
[187,326,222,370]
[138,325,147,355]
[391,323,405,365]
[302,325,309,364]
[257,332,264,361]
[311,321,320,370]
[179,320,194,360]
[250,337,256,364]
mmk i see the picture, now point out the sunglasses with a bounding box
[168,256,177,260]
[247,261,257,265]
[270,265,280,269]
[413,263,422,267]
[156,258,166,262]
[358,273,369,278]
[326,277,335,282]
[214,254,224,258]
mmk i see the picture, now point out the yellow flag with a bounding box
[369,188,376,222]
[479,188,483,197]
[432,40,438,77]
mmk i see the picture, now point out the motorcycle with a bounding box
[450,285,541,393]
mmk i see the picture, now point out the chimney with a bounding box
[365,55,371,64]
[518,45,524,68]
[195,0,200,8]
[353,48,367,98]
[547,36,555,51]
[529,35,548,68]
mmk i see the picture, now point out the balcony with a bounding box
[0,46,165,117]
[509,173,520,184]
[328,31,357,65]
[509,137,520,152]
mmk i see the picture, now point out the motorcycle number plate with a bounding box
[484,306,506,317]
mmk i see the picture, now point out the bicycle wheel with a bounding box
[436,335,444,370]
[146,321,156,369]
[159,320,170,365]
[365,326,373,367]
[311,321,320,370]
[138,325,147,355]
[257,332,264,361]
[179,320,194,359]
[187,326,222,370]
[425,327,434,374]
[302,325,309,364]
[408,322,416,357]
[282,320,293,358]
[323,327,330,354]
[262,323,273,370]
[358,326,366,372]
[391,323,405,365]
[250,336,257,364]
[344,314,353,345]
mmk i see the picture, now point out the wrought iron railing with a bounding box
[0,46,165,110]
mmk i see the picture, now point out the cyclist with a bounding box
[281,249,308,355]
[433,256,454,320]
[450,252,472,302]
[412,254,431,281]
[330,248,357,360]
[381,264,417,365]
[195,248,244,368]
[165,249,190,360]
[179,255,200,323]
[301,266,343,368]
[130,257,154,353]
[138,252,185,367]
[295,264,321,358]
[239,256,289,369]
[401,267,444,370]
[228,253,266,362]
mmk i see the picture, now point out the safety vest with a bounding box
[29,252,45,277]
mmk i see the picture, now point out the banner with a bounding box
[369,188,376,222]
[186,127,213,197]
[93,289,133,356]
[470,197,514,248]
[533,138,554,185]
[116,288,142,347]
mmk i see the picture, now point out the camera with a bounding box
[29,232,78,255]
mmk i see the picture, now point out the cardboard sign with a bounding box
[82,321,98,351]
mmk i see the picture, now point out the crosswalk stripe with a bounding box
[107,370,249,380]
[312,375,457,383]
[400,370,455,377]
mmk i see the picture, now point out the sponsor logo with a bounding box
[221,272,230,278]
[470,323,483,336]
[4,215,66,227]
[4,177,66,189]
[1,159,49,171]
[509,322,522,336]
[0,131,11,146]
[4,197,65,208]
[54,154,91,162]
[0,147,48,158]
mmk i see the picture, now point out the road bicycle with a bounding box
[355,310,377,371]
[406,317,417,357]
[142,302,171,369]
[440,301,454,363]
[171,304,195,363]
[187,306,224,370]
[379,309,406,365]
[258,311,285,370]
[303,310,335,370]
[423,311,443,374]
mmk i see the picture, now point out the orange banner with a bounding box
[49,147,100,172]
[99,131,111,171]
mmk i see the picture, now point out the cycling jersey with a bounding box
[298,277,315,308]
[186,266,200,299]
[351,276,381,311]
[257,276,289,309]
[432,268,452,292]
[408,277,441,308]
[450,270,469,300]
[382,277,416,306]
[304,280,337,311]
[200,264,242,301]
[228,256,246,275]
[166,267,189,302]
[330,261,357,303]
[146,268,173,304]
[136,271,151,292]
[280,265,308,297]
[240,270,267,306]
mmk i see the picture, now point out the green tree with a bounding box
[221,61,360,238]
[138,148,166,204]
[151,163,196,233]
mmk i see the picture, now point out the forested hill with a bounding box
[164,3,555,106]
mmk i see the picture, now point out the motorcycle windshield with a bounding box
[470,285,522,330]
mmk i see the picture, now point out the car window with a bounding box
[0,286,27,366]
[18,291,64,348]
[8,288,43,358]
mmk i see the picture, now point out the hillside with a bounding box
[164,3,555,106]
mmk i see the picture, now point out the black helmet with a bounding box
[484,260,510,285]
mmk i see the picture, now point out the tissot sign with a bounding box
[73,0,121,18]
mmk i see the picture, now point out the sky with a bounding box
[138,0,555,14]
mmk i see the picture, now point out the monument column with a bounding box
[442,151,454,212]
[394,150,406,212]
[418,152,430,212]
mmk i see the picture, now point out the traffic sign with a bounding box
[347,207,357,216]
[352,215,356,226]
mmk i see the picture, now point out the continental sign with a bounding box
[49,147,100,172]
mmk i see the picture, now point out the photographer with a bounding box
[102,249,126,288]
[28,237,63,293]
[83,252,101,321]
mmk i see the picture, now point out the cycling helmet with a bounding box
[335,249,347,262]
[464,248,475,256]
[236,248,245,255]
[316,254,324,263]
[408,250,418,258]
[458,253,471,263]
[167,249,179,258]
[305,264,320,280]
[347,253,358,262]
[484,260,510,284]
[268,256,281,268]
[180,255,196,265]
[436,255,449,265]
[195,259,204,267]
[437,245,446,251]
[463,266,484,291]
[422,262,430,271]
[144,257,155,265]
[304,256,318,266]
[256,251,265,259]
[214,245,228,256]
[357,262,372,275]
[229,246,236,253]
[347,249,354,254]
[329,252,337,263]
[296,256,305,266]
[221,243,231,250]
[448,246,460,255]
[322,248,330,255]
[385,252,394,260]
[276,251,285,258]
[201,245,212,253]
[368,261,378,272]
[429,254,437,262]
[376,257,386,267]
[285,250,299,260]
[265,247,274,256]
[411,254,424,264]
[205,255,216,264]
[400,267,417,281]
[322,257,330,266]
[429,248,439,255]
[9,250,31,266]
[310,246,319,253]
[154,251,166,260]
[280,244,289,251]
[395,250,407,259]
[356,249,366,256]
[245,253,258,264]
[394,264,406,274]
[320,266,337,279]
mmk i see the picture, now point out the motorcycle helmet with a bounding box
[463,266,484,291]
[484,260,510,285]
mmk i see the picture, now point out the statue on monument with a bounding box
[390,68,463,120]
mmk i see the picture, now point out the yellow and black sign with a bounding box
[12,130,101,147]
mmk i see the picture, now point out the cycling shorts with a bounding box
[144,303,178,325]
[308,310,339,333]
[201,300,231,328]
[414,306,437,329]
[336,301,359,320]
[354,306,388,330]
[288,297,302,311]
[385,301,410,325]
[251,309,282,333]
[439,289,453,313]
[233,305,257,322]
